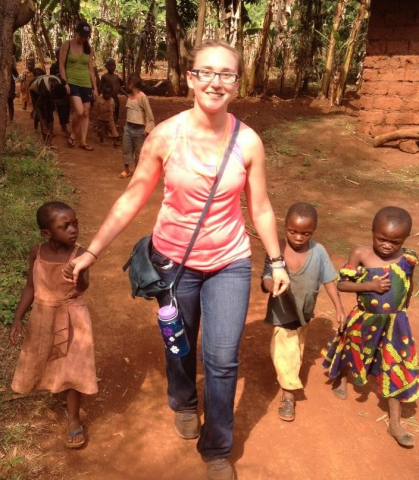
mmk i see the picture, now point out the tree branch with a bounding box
[14,0,36,31]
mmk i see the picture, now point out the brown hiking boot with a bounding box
[206,458,235,480]
[174,410,199,439]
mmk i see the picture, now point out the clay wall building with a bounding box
[357,0,419,136]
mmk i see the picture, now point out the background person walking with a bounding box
[59,20,98,151]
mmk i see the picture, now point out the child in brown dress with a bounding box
[96,82,120,147]
[9,201,97,449]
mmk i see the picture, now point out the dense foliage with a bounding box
[14,1,370,98]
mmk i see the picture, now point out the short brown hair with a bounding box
[188,39,241,75]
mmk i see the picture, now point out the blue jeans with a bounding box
[151,247,251,460]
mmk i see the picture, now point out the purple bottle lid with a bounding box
[158,305,177,321]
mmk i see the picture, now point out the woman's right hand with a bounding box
[62,251,96,284]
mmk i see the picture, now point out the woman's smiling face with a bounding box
[187,46,239,113]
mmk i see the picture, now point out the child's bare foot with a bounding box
[332,377,348,400]
[66,418,85,449]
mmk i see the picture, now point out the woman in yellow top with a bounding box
[59,21,98,151]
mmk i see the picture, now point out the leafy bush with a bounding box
[0,126,74,325]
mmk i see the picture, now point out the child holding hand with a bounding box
[322,206,418,448]
[9,202,97,449]
[262,202,345,421]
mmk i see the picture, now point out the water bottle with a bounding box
[157,302,190,358]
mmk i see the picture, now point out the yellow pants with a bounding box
[270,324,308,391]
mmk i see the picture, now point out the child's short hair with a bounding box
[127,73,142,89]
[105,57,116,67]
[102,82,113,95]
[286,202,318,225]
[37,201,74,229]
[373,206,412,233]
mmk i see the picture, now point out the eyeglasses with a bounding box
[190,69,240,84]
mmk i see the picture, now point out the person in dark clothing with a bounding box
[50,47,71,135]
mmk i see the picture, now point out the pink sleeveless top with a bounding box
[152,111,251,272]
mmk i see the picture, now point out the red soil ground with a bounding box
[6,91,419,479]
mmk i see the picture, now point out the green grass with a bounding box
[0,126,74,326]
[0,125,75,479]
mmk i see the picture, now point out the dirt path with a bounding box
[12,96,419,479]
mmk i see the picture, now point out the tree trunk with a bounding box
[246,0,273,95]
[319,0,347,99]
[166,0,188,95]
[237,2,246,98]
[40,17,55,60]
[14,0,35,30]
[263,0,282,96]
[333,0,370,106]
[1,0,34,171]
[31,18,45,70]
[277,0,295,95]
[188,0,206,99]
[195,0,206,47]
[294,0,312,94]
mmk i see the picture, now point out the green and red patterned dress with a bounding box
[322,248,419,402]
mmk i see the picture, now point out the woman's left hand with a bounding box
[271,268,290,297]
[62,251,96,284]
[93,89,98,100]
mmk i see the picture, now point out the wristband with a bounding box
[86,250,98,260]
[268,255,284,264]
[272,262,286,269]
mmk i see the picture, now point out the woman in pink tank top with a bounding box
[66,39,289,480]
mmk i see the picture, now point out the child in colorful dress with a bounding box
[322,206,418,448]
[19,57,35,110]
[120,73,155,178]
[262,202,346,421]
[9,202,97,448]
[96,82,120,147]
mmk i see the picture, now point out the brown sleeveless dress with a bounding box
[12,244,98,395]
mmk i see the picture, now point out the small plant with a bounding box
[0,126,75,326]
[302,156,312,166]
[277,145,294,156]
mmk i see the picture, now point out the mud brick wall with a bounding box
[357,0,419,136]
